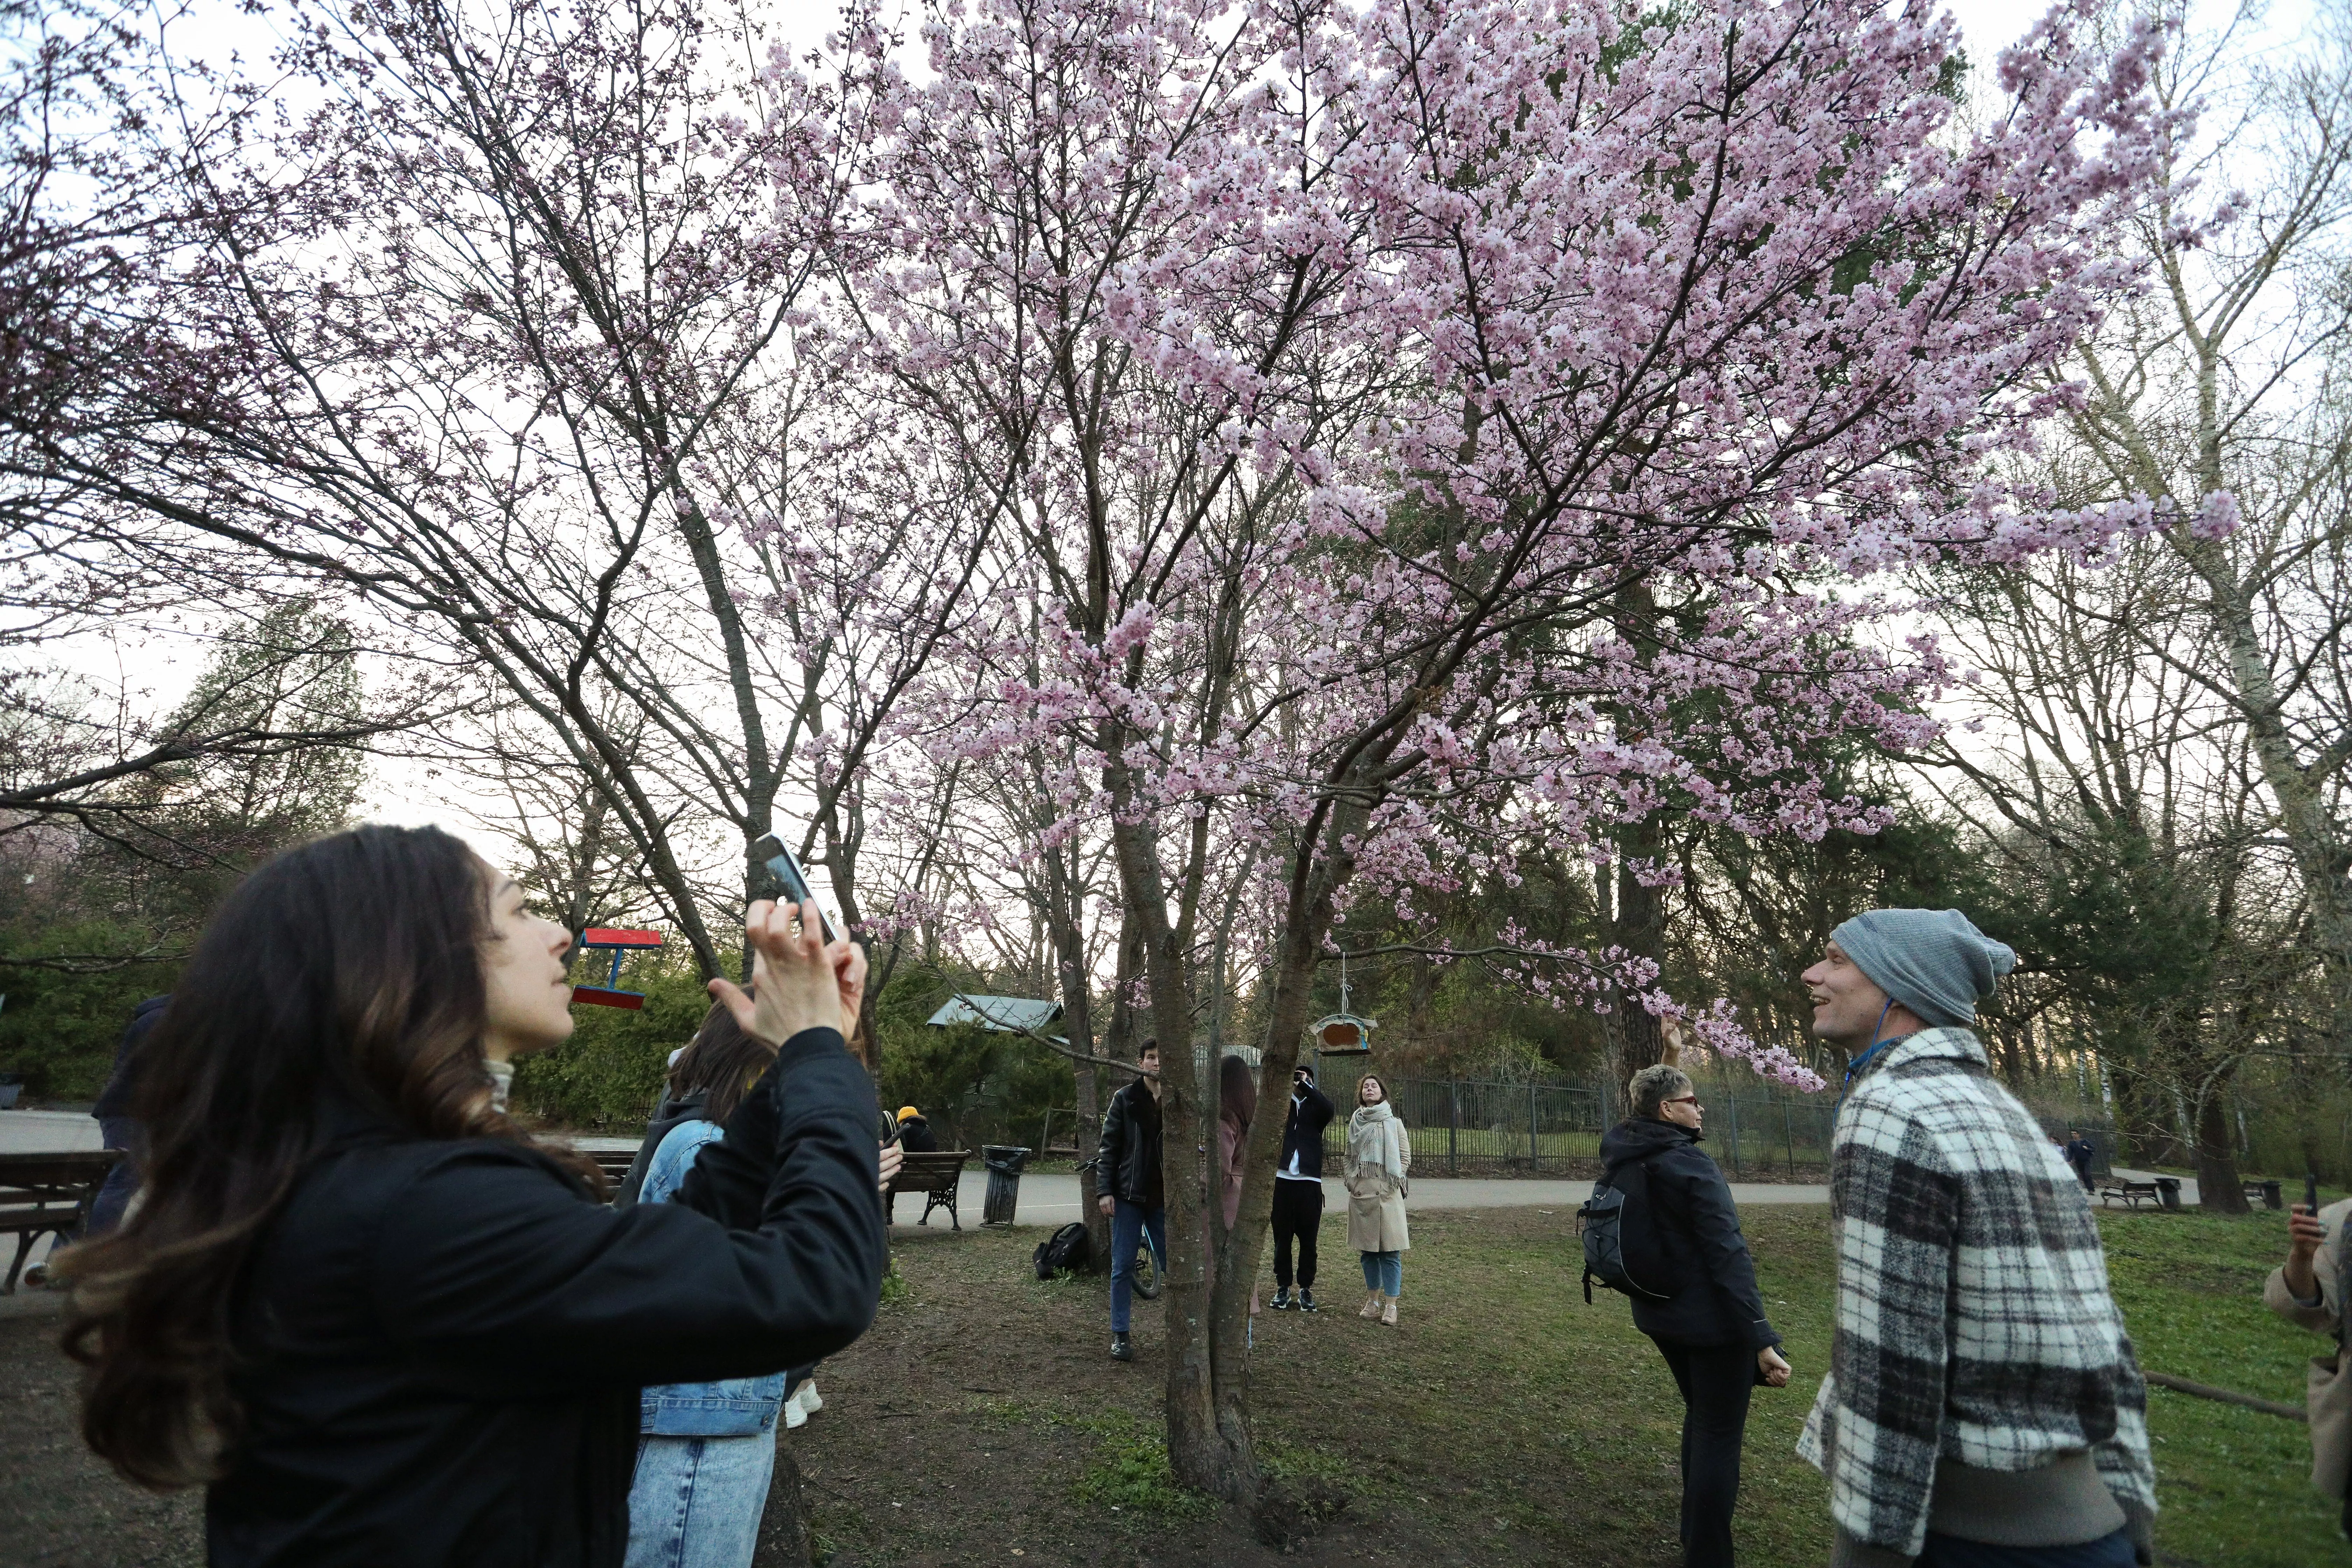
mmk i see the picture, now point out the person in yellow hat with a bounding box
[894,1105,938,1153]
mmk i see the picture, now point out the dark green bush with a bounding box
[0,921,181,1101]
[510,944,712,1132]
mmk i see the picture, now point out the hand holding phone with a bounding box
[749,833,839,943]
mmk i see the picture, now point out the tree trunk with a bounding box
[1049,845,1114,1269]
[2178,536,2352,1060]
[2192,1069,2249,1216]
[1614,847,1666,1072]
[1102,729,1282,1504]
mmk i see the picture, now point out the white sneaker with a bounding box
[783,1395,809,1430]
[793,1381,822,1417]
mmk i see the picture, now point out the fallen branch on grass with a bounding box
[2146,1371,2306,1421]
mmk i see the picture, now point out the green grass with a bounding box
[2095,1208,2339,1567]
[881,1202,2322,1565]
[1250,1205,2324,1566]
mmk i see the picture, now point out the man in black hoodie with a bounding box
[1598,1062,1791,1568]
[1269,1062,1335,1311]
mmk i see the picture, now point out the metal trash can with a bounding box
[2154,1176,2182,1211]
[981,1145,1031,1226]
[2254,1178,2283,1211]
[0,1073,20,1110]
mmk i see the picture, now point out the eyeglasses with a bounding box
[1663,1095,1701,1107]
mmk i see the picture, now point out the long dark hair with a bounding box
[1219,1053,1256,1133]
[59,825,567,1490]
[666,995,777,1126]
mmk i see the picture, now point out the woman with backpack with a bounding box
[1344,1074,1410,1325]
[1598,1060,1792,1568]
[57,825,887,1568]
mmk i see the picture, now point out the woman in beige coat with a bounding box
[1344,1074,1410,1325]
[2271,1194,2352,1507]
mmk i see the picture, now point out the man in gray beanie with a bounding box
[1796,911,2157,1568]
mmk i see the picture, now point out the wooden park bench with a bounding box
[887,1150,971,1230]
[585,1148,638,1189]
[2097,1177,2164,1210]
[0,1150,124,1293]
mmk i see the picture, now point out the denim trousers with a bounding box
[85,1117,142,1238]
[1108,1198,1166,1333]
[626,1427,777,1568]
[1358,1250,1402,1295]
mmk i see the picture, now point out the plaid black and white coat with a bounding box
[1797,1027,2157,1557]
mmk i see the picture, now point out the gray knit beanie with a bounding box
[1829,909,2016,1029]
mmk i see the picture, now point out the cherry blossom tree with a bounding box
[879,0,2180,1500]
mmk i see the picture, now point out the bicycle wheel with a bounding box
[1131,1243,1162,1300]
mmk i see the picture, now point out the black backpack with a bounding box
[1579,1155,1671,1304]
[1033,1221,1093,1280]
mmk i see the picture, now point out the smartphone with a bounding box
[748,833,839,943]
[2309,1172,2323,1215]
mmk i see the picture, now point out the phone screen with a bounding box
[749,834,840,942]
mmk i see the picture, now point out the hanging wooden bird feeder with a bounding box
[572,926,664,1009]
[1309,950,1375,1057]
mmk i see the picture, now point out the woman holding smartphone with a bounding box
[58,824,886,1568]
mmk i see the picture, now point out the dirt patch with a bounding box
[0,1310,203,1567]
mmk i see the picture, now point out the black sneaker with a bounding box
[1110,1331,1134,1362]
[1298,1289,1318,1313]
[1270,1288,1293,1311]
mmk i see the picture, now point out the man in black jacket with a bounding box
[1093,1038,1166,1362]
[1598,1062,1791,1568]
[1269,1062,1334,1311]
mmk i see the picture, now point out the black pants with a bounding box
[1650,1336,1755,1568]
[1271,1178,1323,1290]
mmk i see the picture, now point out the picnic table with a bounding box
[887,1150,971,1229]
[0,1149,124,1292]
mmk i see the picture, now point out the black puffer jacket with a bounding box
[1597,1116,1780,1351]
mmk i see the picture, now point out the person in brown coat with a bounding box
[2270,1195,2352,1516]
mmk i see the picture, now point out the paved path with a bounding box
[0,1110,102,1154]
[883,1172,1827,1229]
[0,1112,1830,1237]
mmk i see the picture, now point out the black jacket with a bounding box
[1277,1083,1335,1179]
[895,1115,939,1153]
[611,1087,710,1208]
[91,994,169,1125]
[1597,1116,1780,1351]
[205,1026,885,1568]
[1094,1079,1164,1207]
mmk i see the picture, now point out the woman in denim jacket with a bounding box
[626,1006,799,1568]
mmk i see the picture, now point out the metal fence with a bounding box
[1314,1073,2116,1182]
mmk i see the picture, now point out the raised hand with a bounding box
[707,899,844,1047]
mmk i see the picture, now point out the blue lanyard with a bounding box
[1835,1001,1898,1113]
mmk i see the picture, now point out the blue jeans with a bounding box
[626,1428,777,1568]
[1359,1250,1402,1295]
[1109,1198,1166,1333]
[85,1117,142,1238]
[1918,1529,2135,1568]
